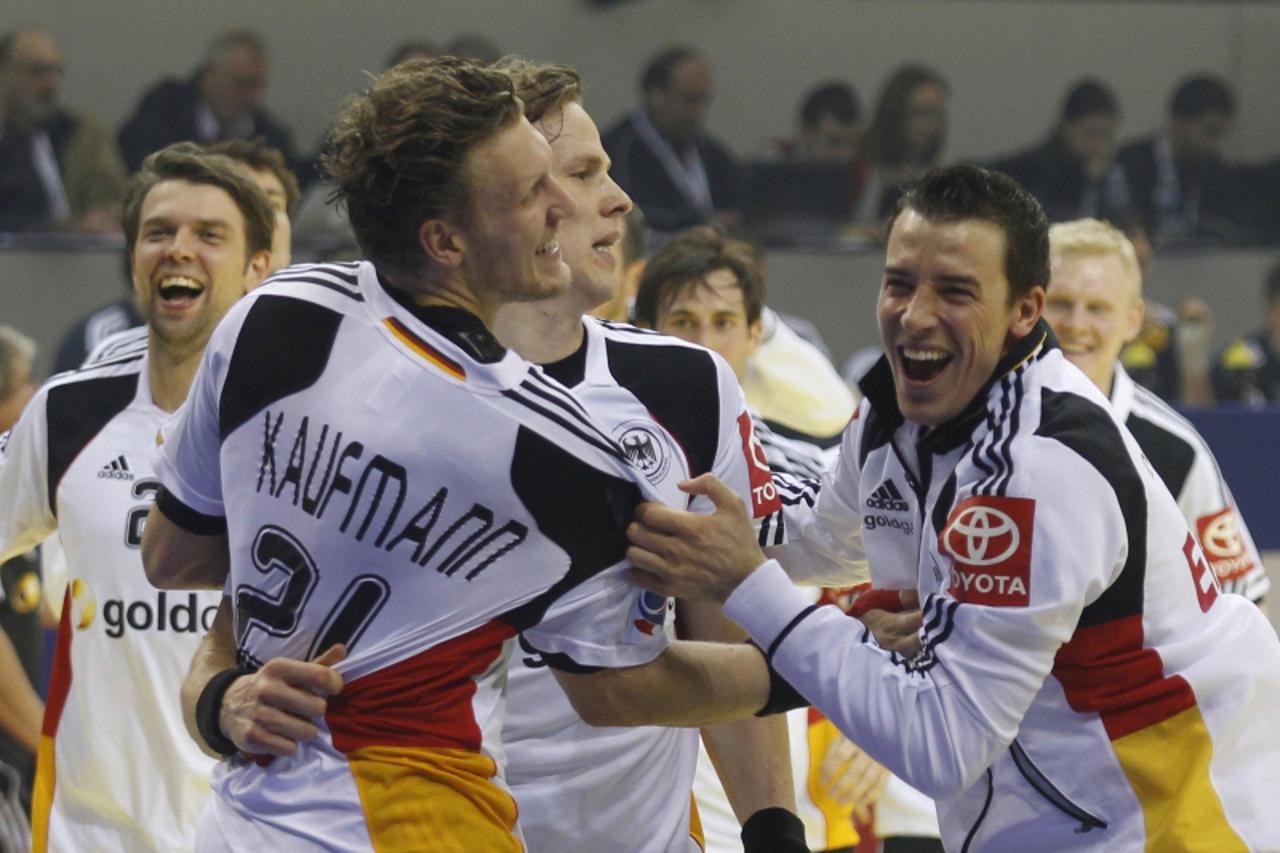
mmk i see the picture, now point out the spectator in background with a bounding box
[1213,260,1280,402]
[993,79,1136,229]
[0,29,127,233]
[118,29,296,173]
[854,64,949,226]
[604,46,742,233]
[1046,219,1268,607]
[1118,74,1243,246]
[771,81,870,221]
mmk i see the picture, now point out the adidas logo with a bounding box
[866,480,909,512]
[97,454,135,481]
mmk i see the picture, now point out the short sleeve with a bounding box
[0,389,57,565]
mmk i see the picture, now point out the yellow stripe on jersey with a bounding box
[346,745,520,853]
[688,791,705,851]
[30,735,56,852]
[805,714,860,850]
[383,318,467,381]
[1111,704,1246,852]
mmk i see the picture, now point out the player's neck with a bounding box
[146,339,204,413]
[494,300,587,364]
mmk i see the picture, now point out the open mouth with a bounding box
[534,239,560,258]
[156,276,204,308]
[592,232,621,256]
[899,346,951,382]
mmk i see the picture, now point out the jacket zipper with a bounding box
[960,769,994,853]
[1010,740,1108,833]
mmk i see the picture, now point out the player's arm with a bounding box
[141,497,229,589]
[1179,451,1269,612]
[181,596,346,758]
[0,627,42,753]
[550,638,770,727]
[679,599,800,829]
[0,393,58,752]
[627,468,1103,798]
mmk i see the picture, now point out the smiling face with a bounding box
[879,210,1043,426]
[457,117,577,306]
[535,102,633,310]
[131,179,268,359]
[654,268,762,380]
[1045,252,1143,394]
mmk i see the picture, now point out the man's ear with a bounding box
[242,250,271,293]
[419,219,465,268]
[1010,286,1046,338]
[746,317,764,358]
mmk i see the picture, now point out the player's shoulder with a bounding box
[252,261,367,313]
[590,318,730,385]
[83,324,148,366]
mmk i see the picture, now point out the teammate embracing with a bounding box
[491,58,809,853]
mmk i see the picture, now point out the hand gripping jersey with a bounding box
[1110,365,1268,602]
[0,351,219,852]
[152,263,669,852]
[503,318,783,853]
[722,321,1280,851]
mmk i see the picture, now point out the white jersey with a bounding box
[504,318,783,853]
[83,324,148,366]
[724,323,1280,850]
[0,352,219,852]
[1110,366,1268,602]
[153,262,669,852]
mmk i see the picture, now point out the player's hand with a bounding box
[859,590,924,658]
[219,644,347,757]
[818,736,890,824]
[627,474,767,603]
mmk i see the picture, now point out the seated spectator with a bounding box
[853,64,949,226]
[1118,74,1245,246]
[0,29,127,233]
[993,79,1136,228]
[603,46,742,233]
[769,81,870,221]
[1213,260,1280,402]
[118,29,296,173]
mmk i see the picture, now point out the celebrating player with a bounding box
[627,165,1280,851]
[491,59,807,853]
[0,143,273,851]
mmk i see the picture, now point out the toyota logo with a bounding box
[1200,512,1242,559]
[943,506,1020,566]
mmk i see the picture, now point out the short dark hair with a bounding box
[321,56,523,280]
[1061,79,1118,122]
[890,165,1049,302]
[634,226,765,328]
[1170,74,1235,120]
[122,142,275,264]
[494,56,582,126]
[801,81,860,128]
[205,137,300,210]
[640,45,703,93]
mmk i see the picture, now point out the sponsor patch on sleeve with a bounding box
[626,589,673,643]
[1195,506,1255,582]
[736,412,782,517]
[939,495,1035,607]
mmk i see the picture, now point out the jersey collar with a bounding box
[1108,363,1136,421]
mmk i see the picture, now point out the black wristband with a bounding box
[195,666,252,757]
[741,807,808,853]
[747,641,809,717]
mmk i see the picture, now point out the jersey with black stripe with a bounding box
[503,317,783,853]
[721,321,1280,851]
[82,324,148,366]
[0,353,218,852]
[153,262,670,852]
[1110,365,1267,602]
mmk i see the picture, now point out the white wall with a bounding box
[8,0,1280,163]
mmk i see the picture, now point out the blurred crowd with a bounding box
[2,25,1278,409]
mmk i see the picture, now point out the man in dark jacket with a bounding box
[118,29,296,173]
[603,46,741,234]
